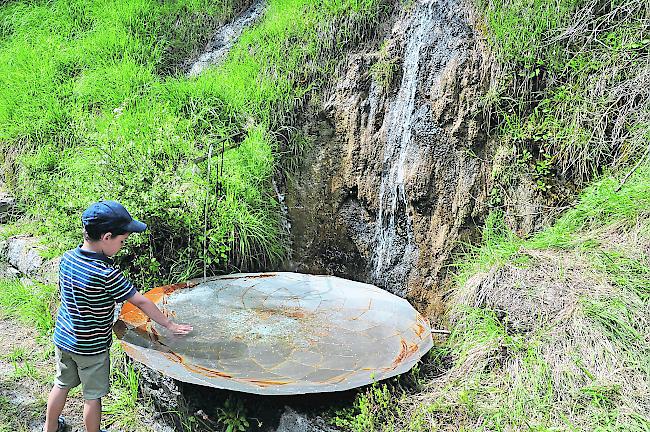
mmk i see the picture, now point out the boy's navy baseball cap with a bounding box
[82,201,147,234]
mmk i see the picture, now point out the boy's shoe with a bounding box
[56,416,66,432]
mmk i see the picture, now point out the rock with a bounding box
[285,0,493,304]
[275,407,337,432]
[0,189,16,223]
[188,0,267,76]
[0,262,21,279]
[0,235,58,283]
[130,360,190,429]
[6,236,44,276]
[0,238,7,261]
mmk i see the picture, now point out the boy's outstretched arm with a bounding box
[127,292,193,335]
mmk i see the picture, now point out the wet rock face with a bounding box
[187,0,266,76]
[286,0,491,303]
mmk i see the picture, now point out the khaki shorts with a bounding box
[54,347,110,400]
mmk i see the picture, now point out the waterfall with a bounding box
[188,0,267,77]
[371,2,436,287]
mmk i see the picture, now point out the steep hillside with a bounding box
[0,0,392,287]
[0,0,648,430]
[331,0,650,430]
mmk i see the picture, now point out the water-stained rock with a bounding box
[286,0,492,307]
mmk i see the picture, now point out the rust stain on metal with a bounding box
[413,323,425,339]
[282,309,307,319]
[120,283,188,326]
[186,363,233,379]
[349,299,372,321]
[162,350,184,364]
[219,273,276,280]
[244,378,291,387]
[162,282,188,294]
[322,371,353,384]
[160,348,234,379]
[390,338,419,369]
[120,303,148,327]
[254,307,308,321]
[120,340,137,356]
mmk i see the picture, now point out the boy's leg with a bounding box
[47,347,81,432]
[75,350,110,432]
[83,398,101,432]
[43,385,69,432]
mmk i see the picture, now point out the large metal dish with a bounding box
[116,272,433,395]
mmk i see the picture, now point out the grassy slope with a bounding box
[332,165,649,431]
[482,0,649,197]
[430,165,650,431]
[0,0,389,287]
[333,0,650,430]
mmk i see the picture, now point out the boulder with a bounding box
[0,262,20,279]
[6,236,44,276]
[274,407,338,432]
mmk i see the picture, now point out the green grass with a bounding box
[0,394,47,432]
[102,344,154,431]
[479,0,650,188]
[0,0,389,287]
[456,163,650,285]
[0,278,56,336]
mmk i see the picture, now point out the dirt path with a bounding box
[0,317,84,432]
[0,318,171,432]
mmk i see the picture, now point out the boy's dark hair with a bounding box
[83,225,130,242]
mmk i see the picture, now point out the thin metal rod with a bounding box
[203,144,213,281]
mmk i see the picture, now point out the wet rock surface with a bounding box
[286,0,493,307]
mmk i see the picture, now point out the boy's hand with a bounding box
[165,321,193,335]
[127,292,193,336]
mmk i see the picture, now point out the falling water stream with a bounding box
[371,3,436,284]
[188,0,267,76]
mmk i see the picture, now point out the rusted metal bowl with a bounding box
[115,272,433,395]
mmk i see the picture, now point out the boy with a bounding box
[44,200,192,432]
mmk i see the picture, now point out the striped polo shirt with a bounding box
[53,247,136,355]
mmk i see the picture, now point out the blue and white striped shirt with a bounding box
[53,247,136,355]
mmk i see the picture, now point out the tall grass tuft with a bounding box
[0,278,56,336]
[479,0,650,188]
